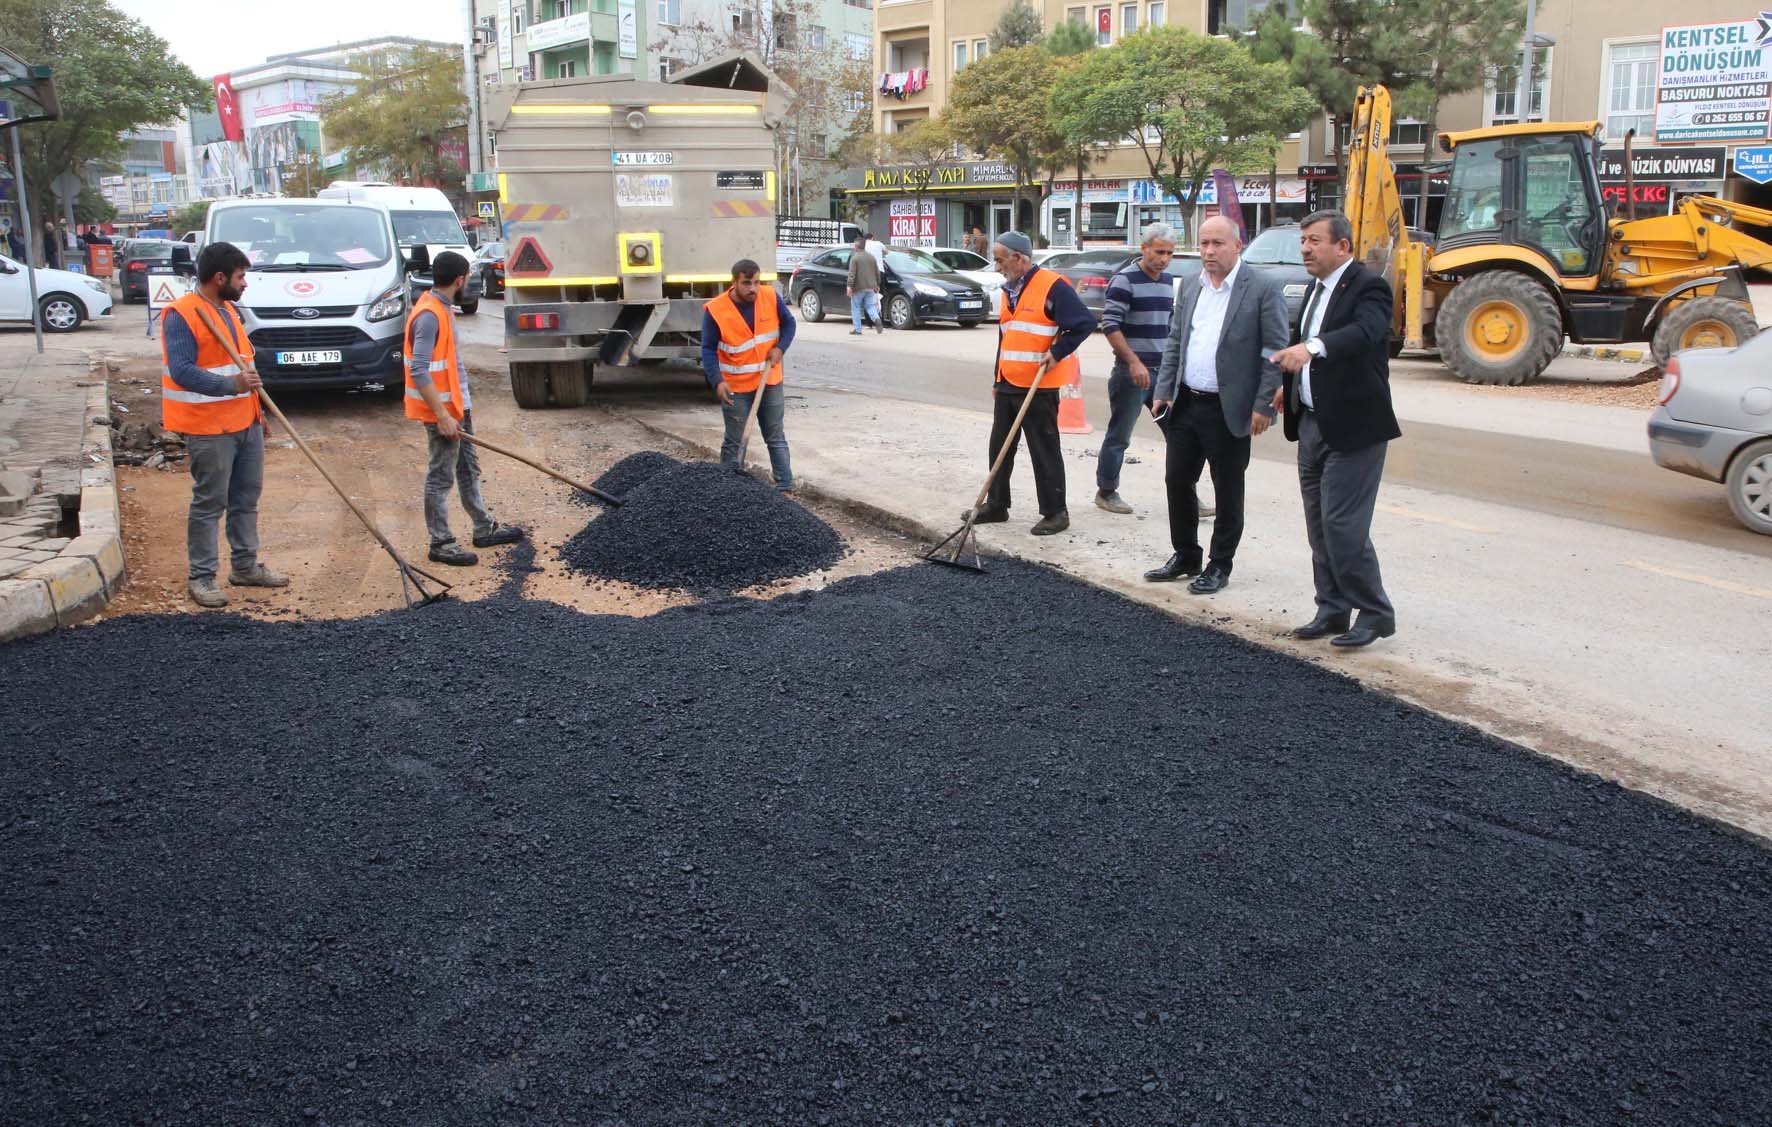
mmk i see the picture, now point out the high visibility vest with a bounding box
[706,289,784,394]
[160,293,261,436]
[403,290,470,423]
[996,268,1081,389]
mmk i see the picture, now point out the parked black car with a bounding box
[119,238,177,303]
[1044,247,1143,314]
[473,241,505,297]
[789,245,989,329]
[1240,225,1312,323]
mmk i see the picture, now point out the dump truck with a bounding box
[484,54,789,408]
[1344,85,1772,384]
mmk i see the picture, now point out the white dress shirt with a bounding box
[1299,257,1352,409]
[1183,261,1240,394]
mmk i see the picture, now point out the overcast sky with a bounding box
[110,0,464,79]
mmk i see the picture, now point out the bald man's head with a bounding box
[1197,214,1243,282]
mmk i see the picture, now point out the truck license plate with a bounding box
[276,350,342,366]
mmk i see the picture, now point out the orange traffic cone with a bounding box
[1056,365,1092,435]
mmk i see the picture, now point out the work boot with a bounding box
[472,523,525,548]
[1094,489,1133,514]
[874,317,883,335]
[429,540,480,567]
[965,504,1010,524]
[1029,511,1070,536]
[188,577,229,608]
[229,563,289,588]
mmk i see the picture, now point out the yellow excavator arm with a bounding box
[1344,85,1427,347]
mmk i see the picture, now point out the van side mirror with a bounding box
[170,244,192,267]
[405,244,431,272]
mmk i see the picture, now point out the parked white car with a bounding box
[0,255,115,332]
[928,246,1005,318]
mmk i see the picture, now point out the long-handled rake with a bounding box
[458,432,624,506]
[923,367,1051,574]
[189,302,453,609]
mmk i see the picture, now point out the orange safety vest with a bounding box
[403,290,470,423]
[705,289,784,394]
[996,268,1081,389]
[160,292,261,436]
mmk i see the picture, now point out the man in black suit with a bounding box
[1270,210,1402,648]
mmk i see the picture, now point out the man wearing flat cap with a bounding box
[972,230,1096,536]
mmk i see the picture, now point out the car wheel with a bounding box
[1725,437,1772,536]
[888,293,917,330]
[39,293,83,333]
[458,300,479,315]
[798,287,823,322]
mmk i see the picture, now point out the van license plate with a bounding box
[959,300,982,310]
[277,350,342,366]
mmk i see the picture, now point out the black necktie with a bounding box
[1299,281,1325,341]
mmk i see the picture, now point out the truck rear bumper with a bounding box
[504,299,704,364]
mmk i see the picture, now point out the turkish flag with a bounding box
[214,74,243,142]
[1097,7,1111,33]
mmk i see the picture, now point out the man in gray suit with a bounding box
[1144,215,1290,594]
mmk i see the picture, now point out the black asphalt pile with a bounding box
[570,450,683,510]
[4,560,1770,1126]
[561,459,846,592]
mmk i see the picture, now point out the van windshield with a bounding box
[393,210,467,247]
[211,205,392,270]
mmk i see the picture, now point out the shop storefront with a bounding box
[1597,146,1726,217]
[847,160,1036,248]
[1045,176,1310,247]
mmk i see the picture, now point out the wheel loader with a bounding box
[1345,85,1772,384]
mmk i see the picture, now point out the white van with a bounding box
[203,196,412,391]
[316,182,482,314]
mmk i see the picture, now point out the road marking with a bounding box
[1377,504,1498,535]
[1622,560,1772,600]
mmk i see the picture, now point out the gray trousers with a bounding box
[423,410,494,545]
[185,422,264,581]
[1297,412,1393,619]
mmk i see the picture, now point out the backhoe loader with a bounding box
[1344,85,1772,384]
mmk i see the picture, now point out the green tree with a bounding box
[1049,27,1313,243]
[321,46,467,192]
[171,199,211,237]
[943,46,1068,237]
[0,0,209,234]
[1043,18,1096,57]
[1042,20,1097,247]
[989,0,1045,51]
[884,119,956,239]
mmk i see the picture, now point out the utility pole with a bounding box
[463,0,484,176]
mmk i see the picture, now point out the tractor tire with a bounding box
[1651,296,1759,368]
[549,361,591,408]
[510,362,551,409]
[1437,272,1562,386]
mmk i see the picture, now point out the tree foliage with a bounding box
[1049,28,1313,241]
[989,1,1045,52]
[1389,0,1526,209]
[1043,18,1096,58]
[0,0,209,225]
[172,199,211,237]
[321,46,467,191]
[944,46,1069,235]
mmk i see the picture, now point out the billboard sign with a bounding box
[1655,20,1772,143]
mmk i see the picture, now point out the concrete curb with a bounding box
[1561,343,1653,365]
[0,384,127,643]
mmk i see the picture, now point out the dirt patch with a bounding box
[1446,365,1663,409]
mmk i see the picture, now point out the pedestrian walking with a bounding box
[969,230,1095,536]
[5,225,24,262]
[846,234,883,335]
[864,232,886,271]
[404,250,526,567]
[1145,215,1289,594]
[702,258,796,491]
[1095,222,1178,514]
[1271,209,1402,648]
[160,241,289,608]
[41,219,58,269]
[966,225,989,258]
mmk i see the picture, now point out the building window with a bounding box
[512,6,524,34]
[1121,3,1137,35]
[849,90,867,112]
[1148,1,1165,26]
[1604,40,1657,141]
[973,38,987,61]
[1336,118,1428,148]
[656,0,679,25]
[1207,0,1270,35]
[953,40,968,73]
[1067,5,1084,24]
[846,32,870,59]
[1095,6,1111,45]
[809,25,826,50]
[1489,47,1551,126]
[557,58,578,78]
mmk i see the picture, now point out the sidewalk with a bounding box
[614,384,1772,840]
[0,328,127,641]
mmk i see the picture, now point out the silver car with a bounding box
[1647,330,1772,534]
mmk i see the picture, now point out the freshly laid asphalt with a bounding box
[2,553,1769,1126]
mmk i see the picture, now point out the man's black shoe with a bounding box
[965,504,1010,524]
[1029,511,1070,536]
[1187,563,1231,594]
[1292,610,1351,639]
[429,541,480,567]
[1332,616,1397,649]
[472,524,525,548]
[1143,554,1202,582]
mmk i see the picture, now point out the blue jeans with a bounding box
[850,290,881,331]
[720,382,793,488]
[1096,360,1154,492]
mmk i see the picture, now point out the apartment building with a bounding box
[475,0,656,85]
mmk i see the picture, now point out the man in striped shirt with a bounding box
[1096,223,1209,517]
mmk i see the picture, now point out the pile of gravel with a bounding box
[3,560,1770,1125]
[561,459,846,591]
[570,450,683,509]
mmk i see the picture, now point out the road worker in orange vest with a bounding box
[404,251,524,566]
[700,258,796,491]
[971,230,1096,536]
[160,241,288,608]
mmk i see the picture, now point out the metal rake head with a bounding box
[921,519,985,574]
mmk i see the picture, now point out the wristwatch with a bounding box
[1305,338,1325,358]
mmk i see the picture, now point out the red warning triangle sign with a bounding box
[506,236,553,278]
[151,281,178,305]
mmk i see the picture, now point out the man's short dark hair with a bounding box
[731,258,760,279]
[1301,209,1354,247]
[432,250,471,288]
[197,241,250,287]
